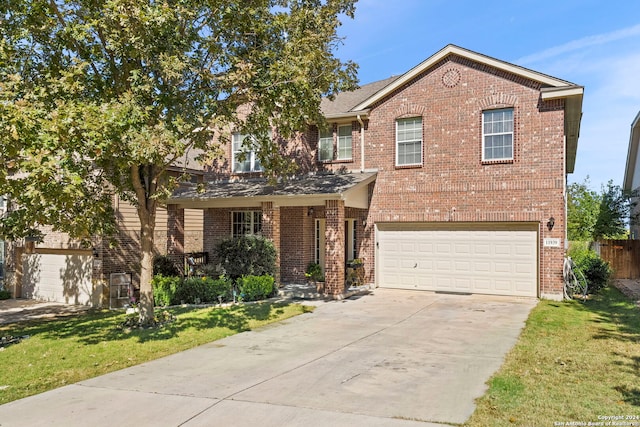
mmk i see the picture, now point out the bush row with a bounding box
[152,274,275,306]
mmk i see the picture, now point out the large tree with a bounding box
[567,178,636,242]
[0,0,358,323]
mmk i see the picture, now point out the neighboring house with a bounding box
[167,44,584,301]
[3,165,205,307]
[623,111,640,239]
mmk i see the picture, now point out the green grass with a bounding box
[466,286,640,426]
[0,302,312,404]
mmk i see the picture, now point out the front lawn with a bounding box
[467,286,640,426]
[0,302,311,404]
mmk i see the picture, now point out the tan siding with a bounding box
[115,196,169,232]
[184,209,203,232]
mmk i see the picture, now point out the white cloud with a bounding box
[517,23,640,65]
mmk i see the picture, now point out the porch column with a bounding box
[261,202,281,283]
[324,199,345,296]
[167,204,185,269]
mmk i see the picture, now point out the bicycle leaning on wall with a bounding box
[563,256,588,301]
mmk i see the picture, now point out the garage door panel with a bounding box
[435,260,452,272]
[454,278,472,290]
[474,279,491,291]
[23,253,95,305]
[417,243,433,253]
[494,262,511,273]
[378,225,537,297]
[436,243,451,253]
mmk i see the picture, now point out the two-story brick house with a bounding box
[167,44,584,300]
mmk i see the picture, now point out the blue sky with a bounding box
[335,0,640,191]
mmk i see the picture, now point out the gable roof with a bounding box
[623,111,640,191]
[320,75,401,119]
[321,44,584,173]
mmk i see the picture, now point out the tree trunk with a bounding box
[138,213,156,324]
[132,164,158,326]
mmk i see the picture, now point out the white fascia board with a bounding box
[540,86,584,100]
[324,110,370,121]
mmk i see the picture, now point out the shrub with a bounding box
[237,275,275,302]
[175,276,209,304]
[216,236,276,279]
[153,275,233,306]
[580,255,612,294]
[153,255,180,277]
[567,241,591,261]
[204,275,233,303]
[152,274,180,307]
[571,250,612,294]
[305,262,324,282]
[0,289,11,300]
[195,263,220,278]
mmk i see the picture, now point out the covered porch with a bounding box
[165,172,376,297]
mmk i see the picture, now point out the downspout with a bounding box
[357,114,365,172]
[563,134,567,252]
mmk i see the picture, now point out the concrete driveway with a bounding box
[0,289,536,426]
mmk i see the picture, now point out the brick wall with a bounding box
[360,55,567,297]
[280,206,314,283]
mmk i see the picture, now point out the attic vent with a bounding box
[442,68,461,88]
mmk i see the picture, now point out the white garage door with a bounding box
[22,251,95,305]
[377,223,538,297]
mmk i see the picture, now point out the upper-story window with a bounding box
[396,117,422,166]
[337,125,352,160]
[318,129,333,162]
[317,125,352,162]
[482,108,513,161]
[232,133,264,173]
[232,211,262,237]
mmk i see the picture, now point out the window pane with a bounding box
[482,109,513,160]
[232,211,263,237]
[396,117,422,165]
[319,129,333,161]
[253,211,263,235]
[337,125,352,160]
[338,126,352,160]
[233,132,267,173]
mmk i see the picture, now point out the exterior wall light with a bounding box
[307,207,314,216]
[547,217,555,231]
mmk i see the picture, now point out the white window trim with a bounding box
[395,117,423,167]
[482,108,514,162]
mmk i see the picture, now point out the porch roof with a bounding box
[166,172,377,209]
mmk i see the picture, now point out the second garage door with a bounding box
[377,223,538,297]
[22,251,96,305]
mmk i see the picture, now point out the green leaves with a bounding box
[1,0,357,321]
[567,178,636,241]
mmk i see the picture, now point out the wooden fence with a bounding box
[598,240,640,279]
